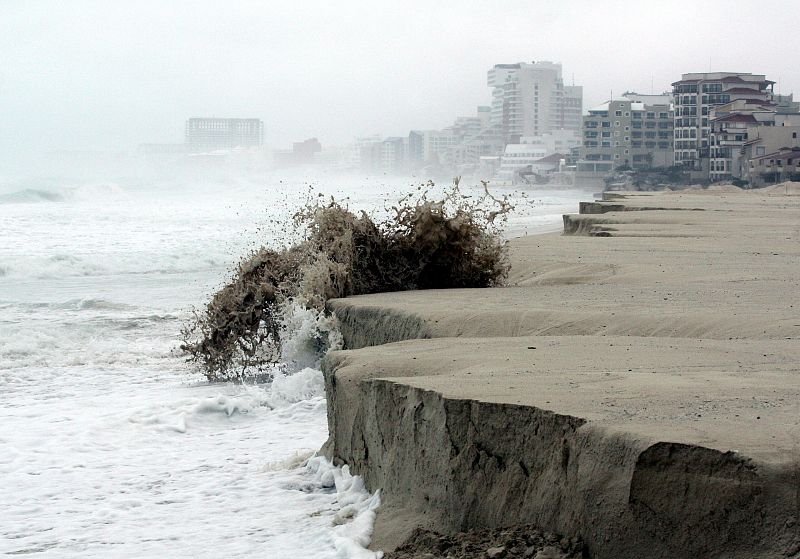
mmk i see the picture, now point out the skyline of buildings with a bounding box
[136,63,800,186]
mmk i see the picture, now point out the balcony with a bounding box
[718,139,745,147]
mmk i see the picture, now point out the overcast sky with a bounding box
[2,0,799,163]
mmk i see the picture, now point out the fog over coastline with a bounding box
[1,0,798,174]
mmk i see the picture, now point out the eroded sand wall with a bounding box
[326,303,430,350]
[322,186,800,558]
[322,354,799,558]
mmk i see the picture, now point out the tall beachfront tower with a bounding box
[487,61,583,146]
[671,72,774,177]
[184,118,264,152]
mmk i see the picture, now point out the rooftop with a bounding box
[752,147,800,161]
[712,113,759,123]
[672,72,771,86]
[535,152,566,164]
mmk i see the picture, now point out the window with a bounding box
[659,112,668,119]
[756,146,766,155]
[602,122,611,128]
[624,126,630,131]
[624,112,630,117]
[615,121,620,127]
[624,136,629,141]
[614,154,620,159]
[615,110,622,116]
[646,112,656,119]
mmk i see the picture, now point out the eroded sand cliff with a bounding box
[322,185,800,558]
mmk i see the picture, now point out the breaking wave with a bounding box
[0,188,66,204]
[181,179,513,381]
[0,182,126,205]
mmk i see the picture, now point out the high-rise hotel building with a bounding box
[487,61,583,146]
[185,118,264,152]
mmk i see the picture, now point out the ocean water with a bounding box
[0,169,591,557]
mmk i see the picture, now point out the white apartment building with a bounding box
[420,130,460,165]
[496,131,580,180]
[184,118,263,152]
[487,61,583,145]
[342,135,383,170]
[497,143,549,180]
[380,137,406,174]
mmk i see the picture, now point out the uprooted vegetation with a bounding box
[180,179,514,381]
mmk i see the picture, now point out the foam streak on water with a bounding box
[0,172,590,557]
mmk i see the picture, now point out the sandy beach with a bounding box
[322,185,800,558]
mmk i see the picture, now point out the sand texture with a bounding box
[322,184,800,558]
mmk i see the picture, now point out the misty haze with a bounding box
[1,2,800,558]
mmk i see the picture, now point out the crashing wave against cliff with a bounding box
[180,179,513,381]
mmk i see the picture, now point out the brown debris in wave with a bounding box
[180,178,513,381]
